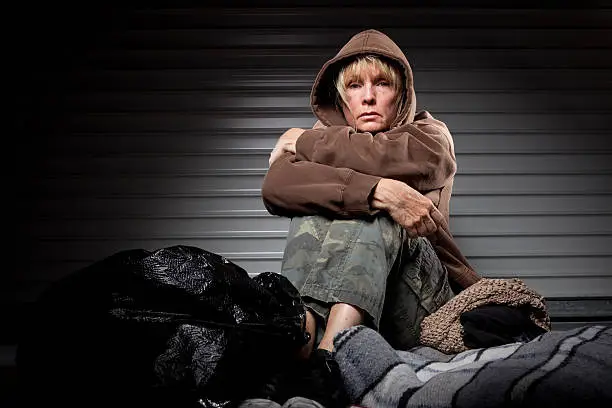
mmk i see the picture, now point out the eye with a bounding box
[348,82,361,89]
[377,80,390,87]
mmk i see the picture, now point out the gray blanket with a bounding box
[334,324,612,408]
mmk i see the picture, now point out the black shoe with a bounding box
[249,349,350,408]
[293,349,350,408]
[250,358,299,404]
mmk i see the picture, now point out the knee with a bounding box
[331,214,402,233]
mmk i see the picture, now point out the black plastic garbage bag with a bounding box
[15,245,308,408]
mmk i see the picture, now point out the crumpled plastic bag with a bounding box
[16,245,307,408]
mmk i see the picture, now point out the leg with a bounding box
[281,215,332,357]
[297,303,364,356]
[317,303,364,352]
[379,237,455,350]
[281,215,404,353]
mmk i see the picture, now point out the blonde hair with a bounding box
[335,55,404,117]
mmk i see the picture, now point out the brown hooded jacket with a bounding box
[262,29,481,290]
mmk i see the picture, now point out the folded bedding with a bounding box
[333,324,612,408]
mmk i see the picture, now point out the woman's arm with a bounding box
[263,152,440,237]
[261,151,382,219]
[294,112,456,192]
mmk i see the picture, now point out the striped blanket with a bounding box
[334,324,612,408]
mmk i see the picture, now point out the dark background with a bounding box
[3,1,612,403]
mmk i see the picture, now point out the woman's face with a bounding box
[341,65,400,133]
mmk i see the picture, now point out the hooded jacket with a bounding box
[262,29,481,290]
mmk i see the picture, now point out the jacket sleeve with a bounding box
[295,111,456,192]
[261,151,382,218]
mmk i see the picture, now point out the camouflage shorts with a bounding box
[280,214,454,350]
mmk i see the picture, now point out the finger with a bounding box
[406,218,420,237]
[430,207,446,228]
[312,120,326,130]
[415,221,428,237]
[282,142,296,154]
[406,227,418,238]
[400,217,417,237]
[422,214,438,235]
[269,149,280,166]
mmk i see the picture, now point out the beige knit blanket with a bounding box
[419,278,551,354]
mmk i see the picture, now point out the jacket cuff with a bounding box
[342,171,382,216]
[295,129,323,161]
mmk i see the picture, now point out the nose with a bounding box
[362,83,376,104]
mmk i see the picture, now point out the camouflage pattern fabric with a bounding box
[281,215,454,350]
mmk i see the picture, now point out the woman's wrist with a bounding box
[371,178,396,210]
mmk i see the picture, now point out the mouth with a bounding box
[359,112,380,119]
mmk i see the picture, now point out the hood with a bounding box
[310,29,417,129]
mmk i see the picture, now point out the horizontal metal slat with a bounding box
[79,49,612,70]
[58,113,612,132]
[3,275,611,310]
[37,153,612,176]
[507,276,612,298]
[67,69,612,92]
[23,235,612,261]
[9,255,612,288]
[54,91,612,113]
[21,215,612,239]
[452,174,612,195]
[25,195,612,217]
[45,132,612,155]
[27,174,612,197]
[124,8,612,29]
[470,256,612,279]
[102,28,612,49]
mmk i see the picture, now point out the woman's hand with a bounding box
[371,178,439,237]
[269,128,306,166]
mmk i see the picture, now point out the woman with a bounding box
[261,29,480,405]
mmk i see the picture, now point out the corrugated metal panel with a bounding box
[11,5,612,308]
[68,69,612,91]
